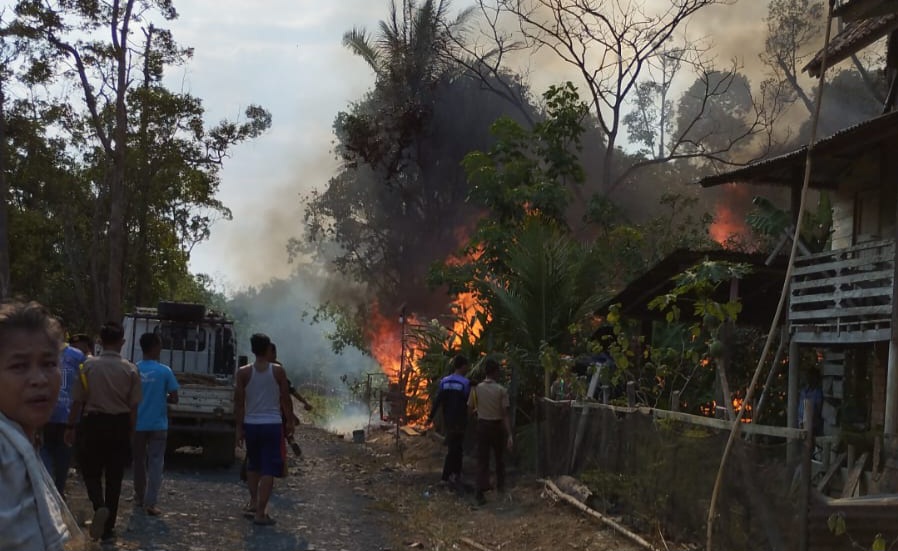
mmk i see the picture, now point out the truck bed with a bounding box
[169,384,234,419]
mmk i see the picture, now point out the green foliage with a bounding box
[602,260,752,410]
[746,193,832,253]
[2,1,268,328]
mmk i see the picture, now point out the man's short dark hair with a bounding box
[69,333,91,346]
[99,321,125,345]
[484,358,500,376]
[139,332,161,354]
[451,354,469,372]
[250,333,271,356]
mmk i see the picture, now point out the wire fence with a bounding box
[536,399,808,551]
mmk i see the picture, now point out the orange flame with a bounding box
[446,247,490,348]
[708,184,750,247]
[365,301,403,380]
[364,302,429,421]
[732,394,752,423]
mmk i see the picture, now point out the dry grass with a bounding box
[362,429,644,551]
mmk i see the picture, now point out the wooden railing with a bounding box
[790,239,894,344]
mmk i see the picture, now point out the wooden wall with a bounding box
[829,149,884,250]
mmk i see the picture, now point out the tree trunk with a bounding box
[104,0,136,323]
[0,79,10,299]
[133,27,154,308]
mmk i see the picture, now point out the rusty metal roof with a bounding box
[600,249,788,326]
[698,109,898,188]
[805,13,898,77]
[834,0,898,21]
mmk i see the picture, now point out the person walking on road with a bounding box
[268,343,312,460]
[427,355,470,488]
[65,322,142,542]
[133,332,179,516]
[41,332,90,498]
[468,358,513,505]
[0,301,82,550]
[234,333,293,526]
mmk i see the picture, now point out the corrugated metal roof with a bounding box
[599,249,788,326]
[698,109,898,188]
[834,0,898,21]
[805,13,898,77]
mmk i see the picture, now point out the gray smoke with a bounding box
[226,262,379,392]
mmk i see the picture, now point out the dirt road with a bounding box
[68,424,394,550]
[65,423,643,551]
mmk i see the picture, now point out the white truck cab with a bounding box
[122,301,240,465]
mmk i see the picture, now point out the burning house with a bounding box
[693,0,898,546]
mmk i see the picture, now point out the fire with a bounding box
[365,301,403,379]
[364,302,429,421]
[732,394,752,423]
[708,184,750,247]
[450,290,486,348]
[446,247,490,348]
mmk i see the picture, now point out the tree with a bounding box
[761,0,824,114]
[761,0,886,133]
[10,1,269,328]
[623,47,682,160]
[674,71,755,157]
[300,0,536,319]
[480,219,605,398]
[463,0,777,194]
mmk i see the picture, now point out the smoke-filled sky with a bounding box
[181,0,812,290]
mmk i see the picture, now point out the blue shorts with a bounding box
[244,423,284,477]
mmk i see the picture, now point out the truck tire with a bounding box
[202,434,236,467]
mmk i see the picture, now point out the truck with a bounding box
[122,301,241,466]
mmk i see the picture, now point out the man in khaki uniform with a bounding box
[467,358,512,505]
[64,322,141,542]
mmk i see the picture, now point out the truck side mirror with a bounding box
[238,355,248,367]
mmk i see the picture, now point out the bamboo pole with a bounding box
[705,1,837,549]
[544,479,659,551]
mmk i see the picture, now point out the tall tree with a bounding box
[463,0,777,193]
[301,0,535,317]
[9,1,269,328]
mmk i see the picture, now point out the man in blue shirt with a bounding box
[41,333,91,497]
[427,355,470,488]
[132,332,179,516]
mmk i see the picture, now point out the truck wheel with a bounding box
[202,434,236,467]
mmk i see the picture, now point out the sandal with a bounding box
[253,515,276,526]
[242,504,256,519]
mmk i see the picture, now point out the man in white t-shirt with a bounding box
[234,333,293,526]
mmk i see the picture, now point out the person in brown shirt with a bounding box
[467,358,512,505]
[64,322,141,542]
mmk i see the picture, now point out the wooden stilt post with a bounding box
[799,398,814,551]
[787,338,801,464]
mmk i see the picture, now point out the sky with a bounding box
[177,0,780,291]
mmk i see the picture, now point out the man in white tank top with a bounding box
[234,333,293,526]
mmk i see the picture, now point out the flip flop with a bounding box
[253,515,276,526]
[89,507,109,540]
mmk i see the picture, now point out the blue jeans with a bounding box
[132,430,168,508]
[41,422,73,497]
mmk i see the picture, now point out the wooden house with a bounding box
[699,0,898,495]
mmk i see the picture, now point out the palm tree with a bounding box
[480,219,606,397]
[342,0,471,98]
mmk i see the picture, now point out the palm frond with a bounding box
[342,27,383,75]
